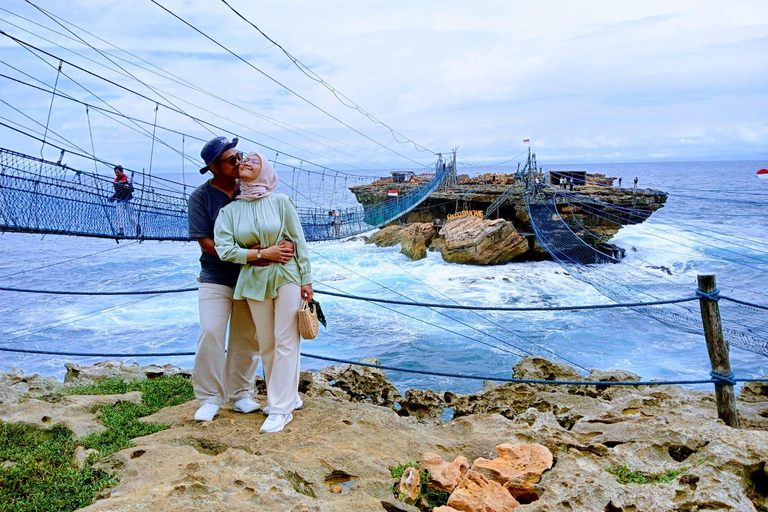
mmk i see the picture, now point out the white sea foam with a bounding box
[0,161,766,393]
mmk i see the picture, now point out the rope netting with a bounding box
[525,193,768,357]
[0,147,188,240]
[0,147,451,242]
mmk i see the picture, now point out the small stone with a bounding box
[1,460,16,469]
[447,470,520,511]
[398,467,421,503]
[73,446,100,469]
[420,453,468,492]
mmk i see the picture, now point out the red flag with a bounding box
[523,139,530,142]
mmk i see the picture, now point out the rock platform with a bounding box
[1,357,767,511]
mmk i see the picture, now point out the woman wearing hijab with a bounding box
[214,152,313,434]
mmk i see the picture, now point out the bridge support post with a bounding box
[697,274,739,428]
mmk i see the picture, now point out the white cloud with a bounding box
[0,0,766,173]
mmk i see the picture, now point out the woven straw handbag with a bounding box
[298,299,320,340]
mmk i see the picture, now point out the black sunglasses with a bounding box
[219,151,243,166]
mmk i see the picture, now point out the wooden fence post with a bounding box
[697,274,740,428]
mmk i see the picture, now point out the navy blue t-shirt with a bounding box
[188,181,241,287]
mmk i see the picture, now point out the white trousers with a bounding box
[194,283,259,405]
[115,201,138,233]
[247,283,302,415]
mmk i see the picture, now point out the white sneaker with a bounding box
[232,397,261,414]
[260,413,293,434]
[194,403,220,422]
[263,397,303,415]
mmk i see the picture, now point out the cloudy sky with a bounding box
[0,0,766,174]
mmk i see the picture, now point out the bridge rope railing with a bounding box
[0,146,449,242]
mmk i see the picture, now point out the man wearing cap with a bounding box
[188,136,293,422]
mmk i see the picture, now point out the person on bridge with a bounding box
[215,152,313,434]
[109,165,138,237]
[188,137,294,423]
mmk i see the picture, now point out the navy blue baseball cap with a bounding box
[199,136,239,174]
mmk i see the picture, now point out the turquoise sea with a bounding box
[0,159,766,394]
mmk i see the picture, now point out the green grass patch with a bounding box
[0,423,116,512]
[607,464,688,484]
[72,375,195,457]
[0,374,194,511]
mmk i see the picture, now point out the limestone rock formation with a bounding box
[471,443,553,503]
[446,470,520,511]
[313,359,401,407]
[439,216,528,265]
[0,368,63,403]
[419,453,468,492]
[2,355,768,512]
[65,360,192,384]
[366,222,437,262]
[0,391,142,438]
[366,224,403,247]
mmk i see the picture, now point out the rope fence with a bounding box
[0,346,764,387]
[0,284,765,312]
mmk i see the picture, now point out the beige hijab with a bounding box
[238,152,278,200]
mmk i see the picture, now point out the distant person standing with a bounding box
[330,209,342,238]
[109,165,138,237]
[568,177,574,191]
[618,177,622,188]
[633,177,638,190]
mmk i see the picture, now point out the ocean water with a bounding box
[0,160,766,394]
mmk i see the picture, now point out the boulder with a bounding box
[400,234,427,261]
[446,470,520,511]
[439,216,527,265]
[420,453,468,492]
[366,225,403,247]
[471,443,553,502]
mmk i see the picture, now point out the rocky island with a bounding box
[1,358,767,511]
[350,173,668,264]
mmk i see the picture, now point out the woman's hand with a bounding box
[301,283,313,302]
[260,244,294,264]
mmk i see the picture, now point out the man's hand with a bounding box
[277,239,295,257]
[260,243,294,264]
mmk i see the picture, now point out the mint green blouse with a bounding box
[214,193,312,301]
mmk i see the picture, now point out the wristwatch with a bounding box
[256,250,262,260]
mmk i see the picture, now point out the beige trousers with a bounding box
[194,283,259,405]
[247,283,302,415]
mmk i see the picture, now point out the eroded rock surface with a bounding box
[1,356,767,512]
[439,216,528,265]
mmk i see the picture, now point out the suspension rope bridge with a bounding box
[522,172,768,358]
[0,145,453,241]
